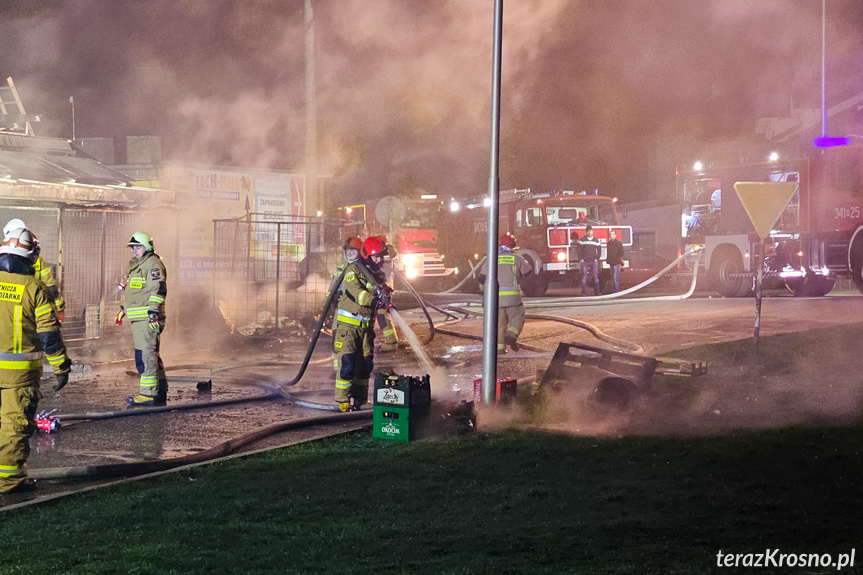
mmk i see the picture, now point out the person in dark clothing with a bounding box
[577,225,602,296]
[606,229,624,293]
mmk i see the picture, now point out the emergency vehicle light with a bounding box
[813,136,850,148]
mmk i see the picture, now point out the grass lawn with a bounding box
[3,325,863,574]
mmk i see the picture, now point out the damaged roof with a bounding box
[0,133,131,186]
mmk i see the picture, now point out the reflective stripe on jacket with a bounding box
[124,252,167,322]
[0,269,66,386]
[335,262,375,329]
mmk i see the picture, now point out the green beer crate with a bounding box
[373,373,431,442]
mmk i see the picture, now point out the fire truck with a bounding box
[679,143,863,297]
[439,188,633,296]
[339,195,456,288]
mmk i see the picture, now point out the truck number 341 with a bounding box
[834,206,861,219]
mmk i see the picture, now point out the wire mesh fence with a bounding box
[213,214,344,336]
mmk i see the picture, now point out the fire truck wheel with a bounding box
[710,248,751,298]
[521,272,549,297]
[785,275,836,297]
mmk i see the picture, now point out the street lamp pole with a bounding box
[481,0,503,404]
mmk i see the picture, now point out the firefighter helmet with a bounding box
[499,234,517,249]
[0,227,40,261]
[361,236,387,259]
[128,231,154,252]
[3,218,27,239]
[343,236,363,251]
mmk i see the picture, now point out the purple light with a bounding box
[813,136,850,148]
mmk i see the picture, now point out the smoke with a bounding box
[1,0,861,203]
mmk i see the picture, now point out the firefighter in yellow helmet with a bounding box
[332,236,392,411]
[117,231,168,407]
[0,227,70,494]
[2,219,66,323]
[478,233,532,353]
[374,235,400,352]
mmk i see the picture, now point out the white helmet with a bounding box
[0,228,40,261]
[3,218,27,239]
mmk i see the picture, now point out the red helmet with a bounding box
[361,236,387,258]
[343,236,363,251]
[499,234,516,249]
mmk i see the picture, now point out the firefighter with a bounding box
[327,236,363,374]
[117,231,168,407]
[374,235,400,353]
[0,228,70,494]
[333,236,392,411]
[479,234,532,353]
[2,219,66,322]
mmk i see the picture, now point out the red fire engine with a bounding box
[339,195,456,288]
[680,143,863,297]
[439,188,633,296]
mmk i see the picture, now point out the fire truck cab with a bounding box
[680,144,863,297]
[441,189,633,296]
[339,195,456,289]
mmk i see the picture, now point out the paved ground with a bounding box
[3,281,862,508]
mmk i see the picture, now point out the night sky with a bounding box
[1,0,861,205]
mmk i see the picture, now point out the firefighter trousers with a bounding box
[0,377,40,492]
[333,322,375,404]
[497,304,525,351]
[132,320,168,398]
[377,307,399,349]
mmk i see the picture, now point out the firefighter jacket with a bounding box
[124,251,167,323]
[33,256,65,312]
[335,261,379,330]
[479,249,532,307]
[578,235,602,262]
[0,254,69,387]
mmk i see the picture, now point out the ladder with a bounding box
[0,77,38,135]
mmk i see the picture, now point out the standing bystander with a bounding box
[578,225,602,296]
[606,230,624,293]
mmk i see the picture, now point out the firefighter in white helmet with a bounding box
[117,231,168,407]
[2,219,66,322]
[0,227,70,493]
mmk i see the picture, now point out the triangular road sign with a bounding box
[733,182,799,240]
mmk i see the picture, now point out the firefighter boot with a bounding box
[505,334,520,352]
[338,402,351,413]
[126,393,167,408]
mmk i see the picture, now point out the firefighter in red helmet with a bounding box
[373,235,400,352]
[332,236,393,411]
[478,233,532,353]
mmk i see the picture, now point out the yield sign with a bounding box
[733,182,799,240]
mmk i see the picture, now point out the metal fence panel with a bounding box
[213,216,342,336]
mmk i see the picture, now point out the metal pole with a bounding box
[304,0,319,219]
[481,0,503,404]
[754,239,765,348]
[70,96,76,142]
[821,0,826,138]
[275,222,281,334]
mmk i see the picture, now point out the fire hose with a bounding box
[29,411,371,481]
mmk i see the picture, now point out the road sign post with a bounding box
[733,182,799,348]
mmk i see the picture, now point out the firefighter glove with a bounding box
[53,372,69,392]
[115,307,126,325]
[148,311,160,332]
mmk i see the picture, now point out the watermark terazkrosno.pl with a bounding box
[717,549,855,570]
